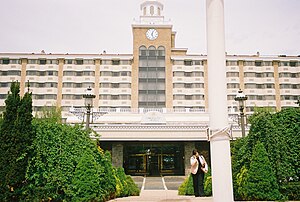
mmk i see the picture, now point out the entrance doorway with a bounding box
[124,142,184,176]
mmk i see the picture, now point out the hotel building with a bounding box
[0,1,299,175]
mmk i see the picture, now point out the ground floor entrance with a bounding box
[124,142,184,176]
[99,141,210,176]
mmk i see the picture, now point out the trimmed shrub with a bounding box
[280,181,300,200]
[115,167,140,197]
[243,142,282,201]
[178,171,212,196]
[69,152,106,202]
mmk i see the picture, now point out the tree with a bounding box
[25,121,117,201]
[243,142,281,200]
[231,107,300,200]
[69,151,105,202]
[0,82,33,200]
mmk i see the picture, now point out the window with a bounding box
[112,83,119,88]
[75,72,83,76]
[75,83,82,88]
[39,59,46,65]
[244,84,256,89]
[47,60,58,65]
[28,59,38,64]
[111,72,119,77]
[255,73,263,78]
[120,60,131,65]
[66,59,73,64]
[185,95,193,100]
[112,60,120,65]
[75,59,83,65]
[263,61,272,66]
[121,71,130,76]
[0,94,7,99]
[194,60,202,65]
[0,83,9,87]
[83,60,94,65]
[266,84,274,89]
[255,61,262,66]
[64,71,74,76]
[244,72,256,77]
[227,83,240,89]
[244,61,255,66]
[279,72,290,77]
[184,60,192,66]
[264,72,274,77]
[184,83,192,88]
[0,70,21,76]
[184,72,192,77]
[148,46,156,57]
[2,59,10,64]
[100,83,110,88]
[257,95,264,100]
[111,95,119,100]
[226,61,238,66]
[256,84,265,89]
[139,46,147,56]
[226,72,239,77]
[280,61,289,66]
[290,61,297,67]
[157,46,165,57]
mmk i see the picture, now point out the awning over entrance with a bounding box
[91,124,209,141]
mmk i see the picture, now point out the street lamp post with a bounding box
[234,89,248,137]
[83,86,95,130]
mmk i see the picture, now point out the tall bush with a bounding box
[25,121,117,201]
[243,142,282,200]
[0,82,33,200]
[231,107,300,200]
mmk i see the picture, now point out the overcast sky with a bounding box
[1,0,299,56]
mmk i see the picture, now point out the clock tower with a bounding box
[131,0,176,109]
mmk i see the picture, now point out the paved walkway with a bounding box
[109,176,212,202]
[108,176,300,202]
[110,190,213,201]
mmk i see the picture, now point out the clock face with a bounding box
[146,29,158,40]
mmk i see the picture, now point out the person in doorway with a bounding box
[190,149,208,197]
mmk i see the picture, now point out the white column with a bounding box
[206,0,234,202]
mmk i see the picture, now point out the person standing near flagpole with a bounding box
[190,149,208,197]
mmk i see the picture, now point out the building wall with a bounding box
[0,54,299,117]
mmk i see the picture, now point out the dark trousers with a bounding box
[192,171,204,197]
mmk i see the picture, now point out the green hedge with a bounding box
[280,181,300,200]
[178,169,212,196]
[114,167,140,198]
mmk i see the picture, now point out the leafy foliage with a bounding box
[69,151,106,202]
[114,167,140,197]
[231,107,300,200]
[0,82,34,200]
[178,171,212,196]
[25,121,117,201]
[243,142,282,200]
[178,175,194,195]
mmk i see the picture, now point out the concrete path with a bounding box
[110,190,213,202]
[109,176,213,202]
[109,176,300,202]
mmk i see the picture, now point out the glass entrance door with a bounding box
[124,142,184,176]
